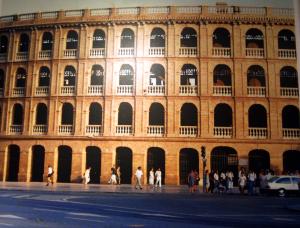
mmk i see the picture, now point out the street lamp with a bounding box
[201,146,206,193]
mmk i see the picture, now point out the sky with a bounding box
[0,0,294,16]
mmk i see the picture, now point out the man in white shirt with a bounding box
[46,165,54,186]
[135,166,143,189]
[155,168,162,188]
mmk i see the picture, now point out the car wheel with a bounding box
[278,188,286,197]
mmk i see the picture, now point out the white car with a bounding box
[263,176,300,197]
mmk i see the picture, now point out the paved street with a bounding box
[0,183,300,227]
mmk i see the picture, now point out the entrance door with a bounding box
[31,145,45,182]
[7,145,20,181]
[179,148,199,185]
[86,146,101,183]
[57,146,72,183]
[147,147,165,184]
[116,147,132,184]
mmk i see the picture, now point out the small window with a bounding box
[292,178,300,184]
[276,177,291,184]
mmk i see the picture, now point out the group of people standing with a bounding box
[108,165,121,185]
[206,170,234,194]
[188,170,200,192]
[148,168,162,188]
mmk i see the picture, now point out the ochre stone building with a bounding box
[0,5,299,185]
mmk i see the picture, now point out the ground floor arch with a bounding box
[57,146,72,183]
[248,149,270,174]
[179,148,199,185]
[211,147,238,184]
[116,147,132,184]
[86,146,101,184]
[6,145,20,182]
[147,147,165,184]
[31,145,45,182]
[283,150,300,173]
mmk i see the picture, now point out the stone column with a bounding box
[165,148,178,185]
[18,150,29,182]
[265,23,275,59]
[100,149,113,184]
[132,150,145,185]
[167,21,175,57]
[0,149,5,181]
[79,24,88,59]
[199,21,208,57]
[71,149,83,183]
[136,22,144,57]
[232,22,241,58]
[53,25,62,59]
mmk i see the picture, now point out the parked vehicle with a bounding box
[262,176,300,197]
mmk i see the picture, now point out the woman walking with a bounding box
[149,168,154,188]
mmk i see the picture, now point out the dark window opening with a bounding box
[214,104,232,127]
[246,28,264,48]
[89,102,102,125]
[86,146,101,184]
[91,65,104,85]
[0,35,8,53]
[66,30,78,49]
[12,104,23,125]
[119,64,133,85]
[57,146,72,183]
[180,27,197,47]
[38,66,50,87]
[61,103,73,125]
[280,66,298,88]
[180,148,199,185]
[19,33,30,52]
[150,64,165,85]
[181,103,197,126]
[7,145,20,181]
[150,28,165,48]
[36,103,48,125]
[120,28,134,48]
[213,28,230,48]
[247,65,265,87]
[248,149,270,174]
[116,147,132,184]
[93,29,105,49]
[283,150,300,173]
[248,104,267,128]
[278,30,295,49]
[64,66,76,86]
[213,64,232,86]
[118,102,132,125]
[282,105,300,128]
[31,145,45,182]
[147,147,165,184]
[149,103,164,125]
[180,64,197,86]
[15,68,27,88]
[41,32,53,51]
[0,69,5,89]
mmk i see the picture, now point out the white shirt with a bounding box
[155,170,162,180]
[214,173,219,181]
[248,172,256,182]
[48,167,53,175]
[135,169,143,178]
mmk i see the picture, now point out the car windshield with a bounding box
[268,176,279,182]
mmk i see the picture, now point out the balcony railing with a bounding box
[58,125,73,134]
[213,86,232,96]
[248,127,267,139]
[148,47,165,56]
[12,87,25,97]
[0,53,7,61]
[16,52,29,61]
[116,125,133,135]
[118,48,134,56]
[179,85,198,95]
[10,125,23,134]
[63,49,77,58]
[35,86,49,96]
[147,125,164,136]
[179,126,198,137]
[280,87,299,97]
[245,48,264,58]
[179,47,197,56]
[147,85,165,95]
[60,86,75,95]
[213,127,232,138]
[38,50,52,59]
[117,85,133,95]
[89,48,105,57]
[88,85,103,95]
[282,128,300,139]
[33,125,48,134]
[212,47,231,57]
[247,86,266,97]
[278,49,296,59]
[86,125,102,136]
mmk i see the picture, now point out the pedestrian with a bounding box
[149,168,154,187]
[204,170,209,193]
[84,167,91,184]
[239,172,247,195]
[46,165,54,186]
[213,171,219,193]
[108,165,117,184]
[208,170,214,193]
[188,170,194,193]
[116,166,121,185]
[248,170,256,195]
[135,166,143,190]
[155,168,162,188]
[193,170,200,192]
[227,171,234,193]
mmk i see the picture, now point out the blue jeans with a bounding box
[248,181,254,195]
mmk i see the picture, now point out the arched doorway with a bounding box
[283,150,300,173]
[147,147,165,184]
[116,147,132,184]
[6,145,20,181]
[179,148,199,185]
[86,146,101,184]
[57,146,72,183]
[211,147,238,184]
[248,149,270,174]
[31,145,45,182]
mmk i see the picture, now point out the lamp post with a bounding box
[201,146,206,193]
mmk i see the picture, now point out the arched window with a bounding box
[120,28,134,48]
[89,102,102,125]
[92,29,105,49]
[280,66,298,88]
[246,28,264,48]
[12,103,23,125]
[213,64,231,86]
[283,150,300,173]
[119,64,133,85]
[214,103,232,127]
[247,65,265,87]
[90,65,104,85]
[248,104,267,128]
[180,27,197,47]
[0,35,8,53]
[19,33,29,52]
[278,29,295,49]
[15,68,27,88]
[150,28,165,48]
[282,105,300,129]
[61,103,73,125]
[248,150,270,174]
[180,103,197,126]
[64,66,76,86]
[0,69,5,90]
[149,64,165,85]
[180,64,197,86]
[180,28,197,47]
[41,32,53,51]
[213,28,230,48]
[149,103,164,126]
[36,103,48,125]
[38,66,50,87]
[118,102,132,125]
[66,30,78,49]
